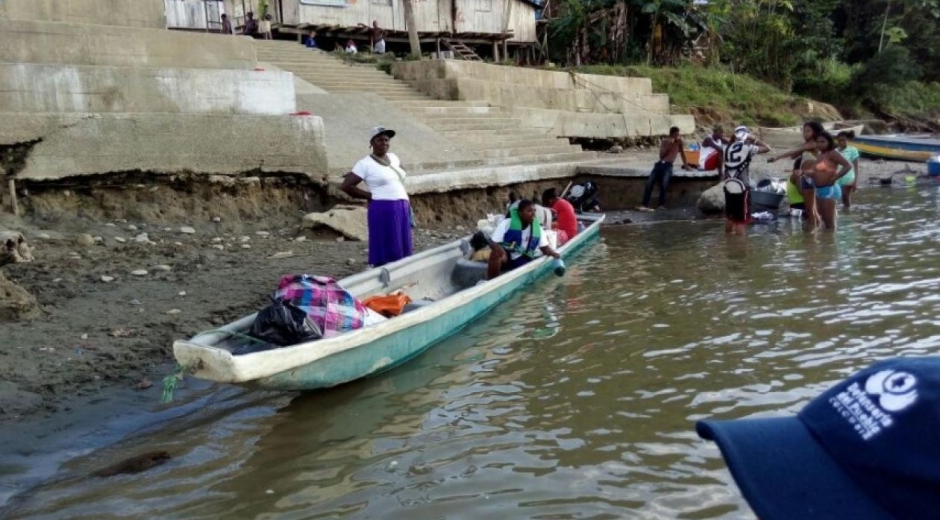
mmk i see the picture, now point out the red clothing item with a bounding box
[552,199,578,239]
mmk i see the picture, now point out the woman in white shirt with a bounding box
[340,126,413,267]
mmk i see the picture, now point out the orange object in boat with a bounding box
[363,293,412,317]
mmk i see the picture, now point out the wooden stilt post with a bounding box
[503,39,508,62]
[8,179,18,216]
[492,40,499,62]
[436,37,441,59]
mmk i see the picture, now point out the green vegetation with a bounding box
[334,51,413,74]
[572,64,801,126]
[548,0,940,122]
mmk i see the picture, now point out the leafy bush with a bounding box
[849,46,926,112]
[792,56,857,103]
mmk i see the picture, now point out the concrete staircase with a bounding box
[255,40,596,168]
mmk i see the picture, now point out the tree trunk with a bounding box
[878,0,891,53]
[403,0,422,59]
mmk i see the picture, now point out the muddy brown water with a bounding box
[6,186,940,519]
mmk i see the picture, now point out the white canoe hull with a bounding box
[173,215,604,391]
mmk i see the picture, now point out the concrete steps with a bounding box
[431,120,521,132]
[462,137,571,150]
[253,40,601,171]
[478,144,581,158]
[288,68,400,80]
[442,128,551,141]
[316,83,418,93]
[392,100,491,108]
[400,106,504,116]
[487,151,598,166]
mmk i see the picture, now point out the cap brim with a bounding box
[696,417,893,520]
[378,129,396,139]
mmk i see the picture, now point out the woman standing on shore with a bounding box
[768,121,826,230]
[836,130,860,209]
[340,126,413,267]
[803,131,853,231]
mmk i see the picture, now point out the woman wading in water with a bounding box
[768,121,826,230]
[802,131,853,231]
[836,130,860,209]
[340,126,413,266]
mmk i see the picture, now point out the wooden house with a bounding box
[278,0,539,52]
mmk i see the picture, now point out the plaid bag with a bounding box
[274,275,368,338]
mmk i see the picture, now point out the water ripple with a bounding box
[11,188,940,519]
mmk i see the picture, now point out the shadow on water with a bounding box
[8,186,940,519]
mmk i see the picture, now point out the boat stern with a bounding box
[172,340,251,383]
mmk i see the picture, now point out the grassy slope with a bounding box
[570,64,808,128]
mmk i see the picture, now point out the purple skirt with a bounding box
[368,199,413,267]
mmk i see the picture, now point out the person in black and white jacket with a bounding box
[721,126,770,235]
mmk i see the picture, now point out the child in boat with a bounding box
[487,200,560,279]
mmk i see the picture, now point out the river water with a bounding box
[8,187,940,519]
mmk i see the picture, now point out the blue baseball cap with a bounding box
[697,356,940,520]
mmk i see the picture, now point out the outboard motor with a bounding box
[565,181,600,213]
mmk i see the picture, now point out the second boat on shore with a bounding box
[849,134,940,161]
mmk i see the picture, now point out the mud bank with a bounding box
[0,171,608,426]
[10,171,331,230]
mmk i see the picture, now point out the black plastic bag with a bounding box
[248,298,323,347]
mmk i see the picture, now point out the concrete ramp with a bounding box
[2,113,327,181]
[297,93,480,176]
[0,64,296,115]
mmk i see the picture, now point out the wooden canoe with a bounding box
[757,124,864,150]
[173,214,604,391]
[849,134,940,162]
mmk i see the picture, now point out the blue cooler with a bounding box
[928,158,940,177]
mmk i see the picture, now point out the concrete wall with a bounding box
[393,61,669,114]
[392,60,696,138]
[0,64,296,115]
[1,113,327,180]
[296,93,480,176]
[512,107,696,138]
[0,0,166,28]
[395,60,654,95]
[0,19,256,69]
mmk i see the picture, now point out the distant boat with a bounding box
[757,124,864,150]
[849,134,940,162]
[173,214,605,391]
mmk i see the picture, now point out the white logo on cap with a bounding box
[829,369,917,440]
[865,370,918,412]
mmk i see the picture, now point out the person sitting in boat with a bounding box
[541,187,578,246]
[487,200,560,280]
[507,192,553,231]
